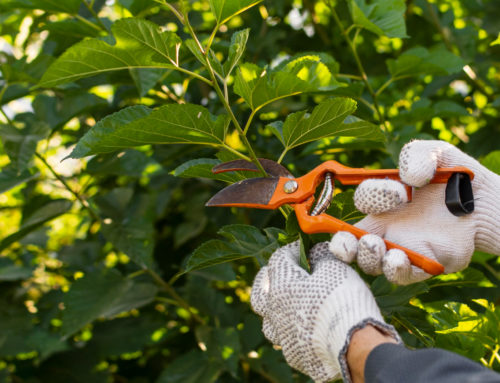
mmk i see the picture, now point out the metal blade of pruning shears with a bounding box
[206,177,280,207]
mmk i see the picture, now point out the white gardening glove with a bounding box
[250,241,400,383]
[330,140,500,285]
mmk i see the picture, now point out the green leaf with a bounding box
[118,0,154,15]
[96,190,156,268]
[186,41,224,78]
[267,121,285,146]
[247,346,294,383]
[347,0,408,38]
[210,0,262,25]
[341,116,386,140]
[392,99,468,125]
[195,326,241,377]
[184,225,283,272]
[35,347,110,383]
[86,150,156,177]
[223,29,250,77]
[88,313,165,356]
[69,104,229,158]
[129,68,166,97]
[0,166,38,194]
[39,18,182,88]
[387,45,465,78]
[326,190,365,223]
[42,19,102,39]
[156,350,222,383]
[68,105,151,158]
[299,234,311,273]
[0,305,35,356]
[0,121,51,171]
[279,98,382,151]
[234,54,342,111]
[101,219,155,268]
[27,329,69,361]
[173,158,241,183]
[433,100,469,118]
[0,199,72,251]
[490,33,500,46]
[185,39,206,65]
[0,84,31,106]
[372,276,429,314]
[62,269,158,337]
[208,50,225,79]
[481,150,500,175]
[32,93,108,130]
[0,258,33,281]
[1,0,81,13]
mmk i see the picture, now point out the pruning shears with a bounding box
[206,159,475,276]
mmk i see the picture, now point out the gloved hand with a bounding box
[250,241,400,383]
[330,140,500,285]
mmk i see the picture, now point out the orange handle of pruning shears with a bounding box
[295,198,445,275]
[267,162,474,208]
[288,164,475,276]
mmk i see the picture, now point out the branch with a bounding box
[243,110,257,135]
[81,1,108,31]
[175,66,213,86]
[147,269,205,325]
[277,149,288,164]
[179,8,268,176]
[330,6,388,130]
[35,152,100,221]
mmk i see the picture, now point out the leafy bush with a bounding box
[0,0,499,382]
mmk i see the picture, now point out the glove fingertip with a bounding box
[383,249,411,285]
[329,231,358,263]
[358,234,385,275]
[354,179,408,214]
[399,141,439,187]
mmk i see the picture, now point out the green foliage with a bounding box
[62,269,158,336]
[185,225,283,273]
[386,45,465,77]
[39,18,182,88]
[274,98,383,152]
[68,104,230,158]
[347,0,408,38]
[0,0,499,382]
[234,54,342,111]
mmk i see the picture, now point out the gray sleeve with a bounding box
[365,343,500,383]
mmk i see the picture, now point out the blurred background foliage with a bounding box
[0,0,499,382]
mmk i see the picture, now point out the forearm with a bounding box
[346,325,398,383]
[347,324,500,383]
[365,343,500,383]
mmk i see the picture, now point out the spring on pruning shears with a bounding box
[311,173,334,216]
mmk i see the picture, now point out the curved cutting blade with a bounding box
[212,158,293,178]
[206,177,280,208]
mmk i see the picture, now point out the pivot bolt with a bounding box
[283,180,298,194]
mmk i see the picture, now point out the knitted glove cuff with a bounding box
[338,318,401,383]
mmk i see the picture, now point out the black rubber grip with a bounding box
[445,173,474,216]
